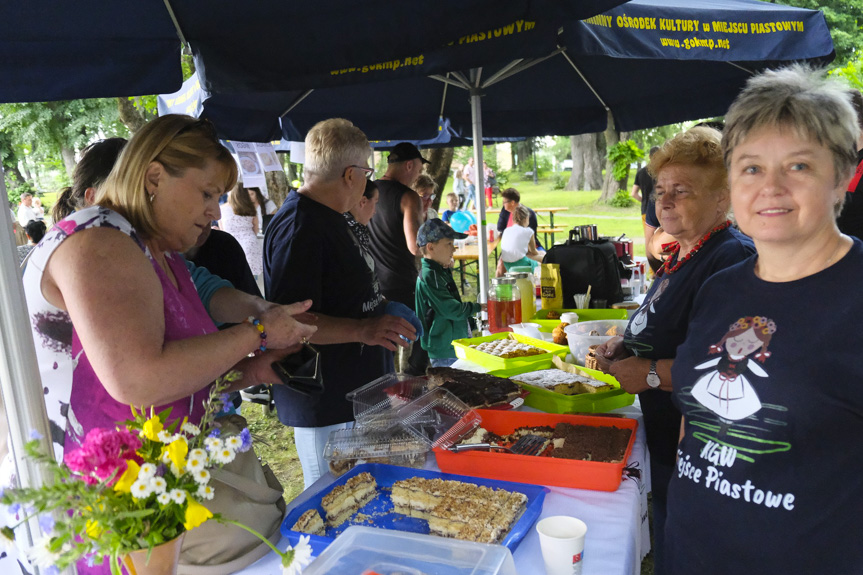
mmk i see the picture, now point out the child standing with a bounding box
[415,219,486,368]
[441,192,460,224]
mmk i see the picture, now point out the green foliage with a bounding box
[608,140,644,181]
[609,189,636,208]
[7,181,36,205]
[830,57,863,91]
[781,0,863,67]
[551,173,567,190]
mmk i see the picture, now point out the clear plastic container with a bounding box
[396,388,481,448]
[323,427,428,477]
[564,319,630,366]
[345,373,430,429]
[303,525,517,575]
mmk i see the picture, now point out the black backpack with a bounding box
[541,230,624,307]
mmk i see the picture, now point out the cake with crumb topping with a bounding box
[290,508,325,536]
[320,472,378,527]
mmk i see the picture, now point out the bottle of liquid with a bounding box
[487,277,522,333]
[506,271,536,326]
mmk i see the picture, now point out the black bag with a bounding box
[541,230,624,307]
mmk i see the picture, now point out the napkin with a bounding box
[385,300,424,342]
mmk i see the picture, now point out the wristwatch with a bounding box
[646,360,661,389]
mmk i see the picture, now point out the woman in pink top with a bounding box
[20,115,316,464]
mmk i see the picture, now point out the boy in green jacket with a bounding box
[415,219,486,367]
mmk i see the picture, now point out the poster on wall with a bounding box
[254,142,282,173]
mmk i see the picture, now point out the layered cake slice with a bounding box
[290,508,325,536]
[320,471,378,526]
[551,422,632,463]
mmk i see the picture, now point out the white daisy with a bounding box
[212,448,236,465]
[189,448,208,463]
[169,489,187,505]
[186,454,206,473]
[191,469,211,485]
[196,485,215,500]
[130,479,154,500]
[26,535,62,570]
[182,422,201,436]
[157,493,172,505]
[157,430,174,443]
[204,437,223,452]
[281,535,313,575]
[138,463,157,480]
[150,476,167,494]
[224,436,243,450]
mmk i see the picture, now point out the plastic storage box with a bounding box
[496,365,635,414]
[303,525,518,575]
[345,373,430,429]
[564,319,630,366]
[530,308,628,332]
[396,388,482,448]
[434,409,638,491]
[451,333,568,371]
[323,427,428,477]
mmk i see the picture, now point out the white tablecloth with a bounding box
[237,399,650,575]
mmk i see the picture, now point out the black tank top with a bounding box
[368,178,419,304]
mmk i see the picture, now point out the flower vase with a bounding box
[122,533,185,575]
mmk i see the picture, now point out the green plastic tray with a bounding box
[490,365,635,414]
[530,308,628,332]
[451,333,568,371]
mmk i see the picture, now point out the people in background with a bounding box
[483,161,496,207]
[453,165,467,209]
[17,219,46,266]
[633,146,662,269]
[52,138,129,222]
[220,184,263,277]
[345,179,380,274]
[595,126,754,575]
[415,219,484,368]
[462,157,476,211]
[414,173,439,222]
[368,142,429,376]
[441,192,460,224]
[16,193,38,226]
[496,187,543,250]
[264,119,417,488]
[836,89,863,239]
[496,205,543,276]
[665,64,863,575]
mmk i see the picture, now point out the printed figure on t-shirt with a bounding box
[628,278,669,338]
[690,316,775,422]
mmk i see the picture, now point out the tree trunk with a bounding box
[265,170,290,208]
[425,147,454,211]
[600,113,621,203]
[60,146,76,180]
[117,97,149,134]
[584,133,603,190]
[566,136,583,191]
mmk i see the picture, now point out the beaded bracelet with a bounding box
[245,316,268,356]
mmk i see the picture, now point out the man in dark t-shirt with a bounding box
[368,142,429,375]
[187,227,261,298]
[837,90,863,239]
[264,120,416,488]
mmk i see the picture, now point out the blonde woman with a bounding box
[220,183,263,276]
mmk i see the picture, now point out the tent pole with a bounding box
[469,72,489,308]
[0,171,62,571]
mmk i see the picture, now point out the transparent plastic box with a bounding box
[395,388,481,448]
[303,525,518,575]
[564,319,630,366]
[345,373,430,429]
[322,426,428,477]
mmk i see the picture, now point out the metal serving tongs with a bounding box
[447,434,547,456]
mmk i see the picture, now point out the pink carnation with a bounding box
[64,427,143,485]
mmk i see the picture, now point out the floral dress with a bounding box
[220,203,263,276]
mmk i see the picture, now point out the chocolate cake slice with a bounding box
[426,367,522,408]
[550,423,632,463]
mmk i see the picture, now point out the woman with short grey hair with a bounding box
[666,64,863,574]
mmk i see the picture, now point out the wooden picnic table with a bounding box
[452,237,499,293]
[482,207,570,244]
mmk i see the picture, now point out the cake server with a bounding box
[447,434,547,456]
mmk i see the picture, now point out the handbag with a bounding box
[178,414,287,575]
[271,342,324,397]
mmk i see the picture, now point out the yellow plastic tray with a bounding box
[530,308,628,332]
[451,333,568,371]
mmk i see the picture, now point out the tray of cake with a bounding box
[451,332,568,371]
[283,463,548,556]
[434,409,638,491]
[491,356,635,414]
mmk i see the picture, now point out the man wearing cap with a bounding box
[368,142,429,375]
[415,219,484,368]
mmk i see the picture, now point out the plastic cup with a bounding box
[509,322,543,340]
[560,312,579,324]
[536,516,588,575]
[591,298,607,309]
[573,294,590,309]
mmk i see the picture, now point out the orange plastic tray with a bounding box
[433,410,637,492]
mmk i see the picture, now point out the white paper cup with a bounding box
[560,312,579,324]
[536,516,587,575]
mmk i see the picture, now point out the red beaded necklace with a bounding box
[659,220,732,276]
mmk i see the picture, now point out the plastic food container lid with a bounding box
[396,388,481,448]
[345,373,430,429]
[303,525,517,575]
[322,426,428,463]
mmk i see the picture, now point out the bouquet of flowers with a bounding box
[1,374,312,575]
